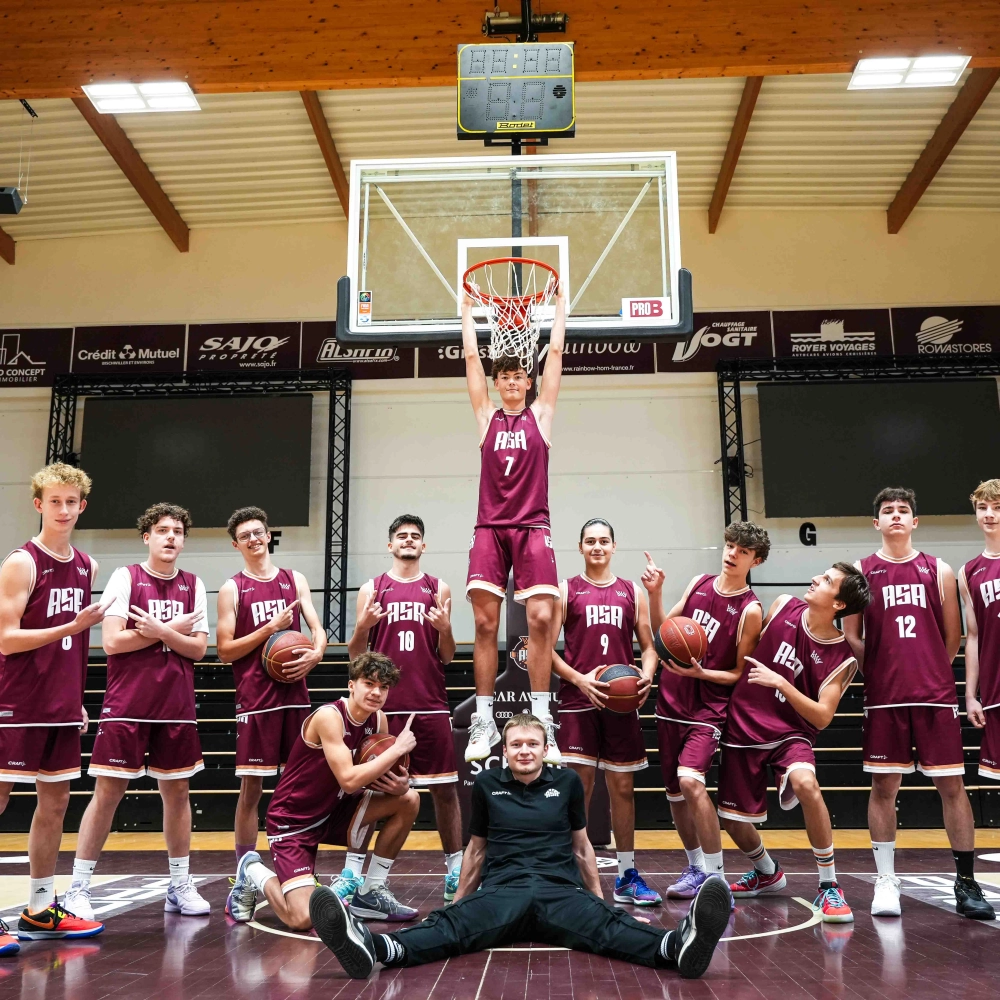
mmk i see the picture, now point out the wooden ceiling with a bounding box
[3,0,1000,99]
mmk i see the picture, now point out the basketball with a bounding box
[356,733,410,786]
[654,617,708,667]
[595,663,644,714]
[261,630,311,683]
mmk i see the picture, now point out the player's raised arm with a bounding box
[533,289,565,440]
[462,294,493,435]
[316,706,413,795]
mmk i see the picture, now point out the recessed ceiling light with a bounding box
[82,81,201,114]
[848,54,971,90]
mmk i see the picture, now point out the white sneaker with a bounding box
[64,882,95,921]
[465,713,500,761]
[165,878,211,916]
[871,873,902,916]
[542,717,562,765]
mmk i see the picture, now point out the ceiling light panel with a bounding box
[82,81,201,113]
[849,55,970,90]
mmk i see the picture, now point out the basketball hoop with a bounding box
[463,257,559,374]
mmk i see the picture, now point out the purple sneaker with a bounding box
[666,865,708,899]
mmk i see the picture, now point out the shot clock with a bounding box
[457,42,575,140]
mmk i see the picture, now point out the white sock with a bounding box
[703,851,725,877]
[362,854,394,893]
[684,847,705,870]
[445,850,463,874]
[168,856,190,888]
[746,841,776,876]
[475,696,494,721]
[28,876,55,913]
[617,851,635,877]
[246,860,276,891]
[529,692,550,720]
[814,845,836,885]
[72,858,97,887]
[346,852,366,877]
[872,840,896,877]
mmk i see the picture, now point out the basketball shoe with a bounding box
[814,883,854,923]
[331,869,365,904]
[464,713,500,761]
[63,882,94,921]
[667,866,708,899]
[614,869,662,905]
[17,898,104,940]
[225,850,260,922]
[673,875,732,980]
[954,877,996,920]
[310,885,377,979]
[542,717,562,766]
[870,873,901,917]
[350,883,419,922]
[444,865,461,902]
[729,864,787,897]
[0,919,19,955]
[165,878,211,916]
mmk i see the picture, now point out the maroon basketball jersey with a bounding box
[0,540,94,726]
[367,572,448,713]
[859,551,957,708]
[723,596,857,748]
[476,406,550,528]
[267,699,379,832]
[102,564,200,722]
[656,574,761,727]
[230,569,311,716]
[559,575,638,711]
[963,552,1000,710]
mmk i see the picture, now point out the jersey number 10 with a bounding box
[398,630,415,652]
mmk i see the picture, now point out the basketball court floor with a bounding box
[1,833,997,998]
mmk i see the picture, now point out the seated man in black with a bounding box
[310,712,731,980]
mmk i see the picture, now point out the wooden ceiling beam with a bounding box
[887,68,1000,234]
[708,76,763,234]
[301,90,349,216]
[3,1,1000,98]
[0,225,13,265]
[72,97,189,252]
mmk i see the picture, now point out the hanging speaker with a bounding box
[0,187,24,215]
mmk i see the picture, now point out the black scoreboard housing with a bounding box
[457,42,575,140]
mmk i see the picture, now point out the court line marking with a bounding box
[473,952,492,1000]
[719,897,822,942]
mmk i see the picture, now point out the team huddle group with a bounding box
[0,297,997,976]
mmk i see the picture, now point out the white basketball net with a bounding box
[463,258,559,375]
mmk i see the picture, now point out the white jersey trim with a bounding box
[0,721,82,728]
[654,713,722,733]
[236,703,312,720]
[99,716,198,724]
[863,702,959,710]
[383,709,450,715]
[721,734,815,750]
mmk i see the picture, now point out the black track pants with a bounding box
[390,879,671,968]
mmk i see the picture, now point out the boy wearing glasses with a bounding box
[216,506,327,865]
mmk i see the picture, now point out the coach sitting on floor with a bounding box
[310,713,731,980]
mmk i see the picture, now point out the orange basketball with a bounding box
[261,630,311,683]
[595,663,643,714]
[356,733,410,788]
[655,616,708,667]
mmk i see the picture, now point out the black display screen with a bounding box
[79,395,313,529]
[758,380,1000,517]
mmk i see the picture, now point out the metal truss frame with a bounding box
[716,355,1000,526]
[46,369,353,639]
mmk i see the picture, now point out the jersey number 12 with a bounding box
[895,615,916,638]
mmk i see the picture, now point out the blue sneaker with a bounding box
[444,866,461,902]
[225,850,260,922]
[331,869,365,904]
[613,868,662,906]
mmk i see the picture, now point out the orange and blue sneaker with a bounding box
[814,882,854,923]
[17,898,104,940]
[0,918,19,955]
[613,869,662,906]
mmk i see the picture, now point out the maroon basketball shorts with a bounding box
[979,710,1000,780]
[466,525,559,603]
[560,708,648,771]
[0,725,81,783]
[267,790,374,893]
[387,712,458,785]
[655,717,720,801]
[236,707,310,777]
[862,705,965,777]
[89,721,204,781]
[717,741,816,824]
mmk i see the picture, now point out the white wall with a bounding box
[1,207,998,641]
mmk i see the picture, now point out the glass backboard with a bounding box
[335,151,692,344]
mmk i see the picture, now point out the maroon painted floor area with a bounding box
[1,850,999,1000]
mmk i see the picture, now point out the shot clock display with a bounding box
[457,42,575,140]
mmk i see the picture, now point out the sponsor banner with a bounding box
[772,309,893,358]
[417,342,490,378]
[541,339,656,376]
[300,322,416,379]
[187,322,300,371]
[0,328,72,387]
[72,325,185,373]
[656,311,772,372]
[891,306,1000,357]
